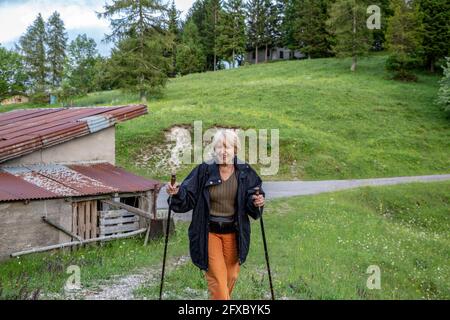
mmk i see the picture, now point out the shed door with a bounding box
[72,201,99,240]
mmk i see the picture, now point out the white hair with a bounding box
[209,129,241,161]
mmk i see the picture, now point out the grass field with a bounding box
[1,180,448,299]
[2,55,449,183]
[134,180,450,300]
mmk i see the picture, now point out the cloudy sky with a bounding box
[0,0,194,56]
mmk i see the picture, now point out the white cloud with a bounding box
[0,0,109,44]
[0,0,194,53]
[174,0,194,17]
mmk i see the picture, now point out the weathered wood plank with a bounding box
[78,202,85,239]
[72,203,77,241]
[100,216,139,226]
[101,222,140,235]
[101,200,151,219]
[99,209,129,219]
[85,201,91,239]
[91,201,98,238]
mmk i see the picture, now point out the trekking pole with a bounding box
[159,172,176,300]
[255,187,275,300]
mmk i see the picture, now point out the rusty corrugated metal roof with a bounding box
[0,163,160,202]
[0,171,58,201]
[68,163,159,193]
[0,105,148,163]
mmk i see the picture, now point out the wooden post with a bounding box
[85,201,91,239]
[11,228,148,257]
[79,202,85,239]
[41,216,83,243]
[144,188,160,246]
[101,200,151,220]
[91,201,98,238]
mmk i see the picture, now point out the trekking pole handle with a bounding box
[254,187,264,207]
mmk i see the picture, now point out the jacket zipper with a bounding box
[204,179,219,271]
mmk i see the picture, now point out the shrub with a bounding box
[437,57,450,115]
[385,53,419,82]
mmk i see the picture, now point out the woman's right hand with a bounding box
[166,182,180,196]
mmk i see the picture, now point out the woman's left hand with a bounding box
[252,194,265,207]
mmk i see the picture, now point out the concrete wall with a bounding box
[0,199,72,260]
[246,47,305,64]
[2,126,116,167]
[246,48,272,64]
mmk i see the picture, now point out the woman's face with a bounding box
[215,139,235,164]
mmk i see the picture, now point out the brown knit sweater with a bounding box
[209,170,238,217]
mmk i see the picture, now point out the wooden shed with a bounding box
[0,105,162,260]
[0,95,29,106]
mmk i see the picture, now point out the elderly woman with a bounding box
[166,129,265,300]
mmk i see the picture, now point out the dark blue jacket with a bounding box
[167,155,265,271]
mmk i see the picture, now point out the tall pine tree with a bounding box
[291,0,331,59]
[46,11,68,90]
[246,0,266,64]
[385,0,423,81]
[327,0,373,71]
[261,0,279,62]
[270,0,285,48]
[418,0,450,72]
[371,0,394,50]
[18,13,48,99]
[281,0,298,49]
[168,0,181,76]
[205,0,223,70]
[176,20,207,74]
[216,0,246,67]
[98,0,174,100]
[66,34,99,94]
[185,0,209,71]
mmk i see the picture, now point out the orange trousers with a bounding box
[204,232,240,300]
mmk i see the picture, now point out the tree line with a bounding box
[0,11,109,103]
[0,0,448,103]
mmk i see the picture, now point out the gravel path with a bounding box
[61,255,191,300]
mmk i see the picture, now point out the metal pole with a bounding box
[159,174,176,300]
[255,187,275,300]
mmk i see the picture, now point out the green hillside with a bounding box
[114,54,449,181]
[1,55,449,182]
